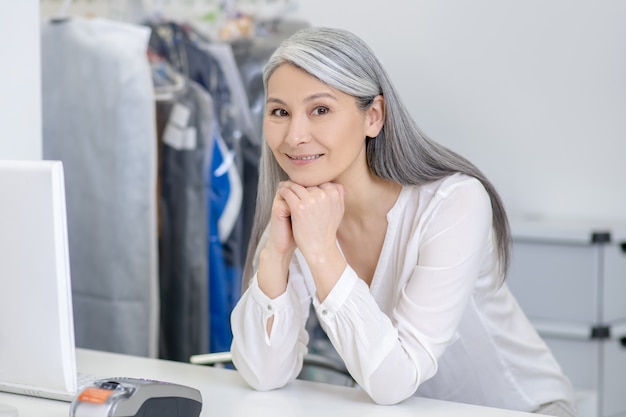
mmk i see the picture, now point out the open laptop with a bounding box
[0,160,101,402]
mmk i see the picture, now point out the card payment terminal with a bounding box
[70,377,202,417]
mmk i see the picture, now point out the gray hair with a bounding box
[243,27,510,287]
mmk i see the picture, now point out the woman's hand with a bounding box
[257,185,298,299]
[267,183,298,256]
[278,181,347,300]
[259,180,348,301]
[278,181,346,260]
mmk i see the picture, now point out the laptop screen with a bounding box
[0,160,77,397]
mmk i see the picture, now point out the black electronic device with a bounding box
[70,377,202,417]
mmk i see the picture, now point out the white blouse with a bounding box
[230,173,576,412]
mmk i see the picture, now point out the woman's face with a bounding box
[263,64,383,187]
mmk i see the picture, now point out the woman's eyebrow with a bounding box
[266,96,286,106]
[266,92,338,105]
[303,92,337,103]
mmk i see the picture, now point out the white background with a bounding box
[287,0,626,223]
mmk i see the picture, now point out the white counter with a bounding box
[0,348,535,417]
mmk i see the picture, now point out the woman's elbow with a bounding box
[364,370,419,405]
[232,351,301,392]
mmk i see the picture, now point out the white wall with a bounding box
[289,0,626,223]
[0,1,42,160]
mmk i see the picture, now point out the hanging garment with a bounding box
[41,18,159,358]
[155,75,215,362]
[147,21,255,353]
[206,129,243,353]
[200,41,264,353]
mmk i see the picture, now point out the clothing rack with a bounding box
[39,4,306,361]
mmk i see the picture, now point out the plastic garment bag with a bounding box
[41,17,159,357]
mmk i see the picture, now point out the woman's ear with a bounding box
[365,95,385,138]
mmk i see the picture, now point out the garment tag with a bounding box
[169,102,191,128]
[163,102,197,150]
[163,124,185,150]
[163,125,197,150]
[183,127,197,150]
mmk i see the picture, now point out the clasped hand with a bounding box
[269,180,346,261]
[258,180,346,300]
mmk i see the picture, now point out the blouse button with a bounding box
[267,305,273,311]
[321,309,328,316]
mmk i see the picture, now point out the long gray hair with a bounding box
[242,27,510,287]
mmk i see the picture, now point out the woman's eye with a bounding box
[270,108,288,117]
[312,106,329,116]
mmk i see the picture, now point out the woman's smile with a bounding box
[286,153,323,163]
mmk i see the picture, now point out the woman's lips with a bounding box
[287,154,322,161]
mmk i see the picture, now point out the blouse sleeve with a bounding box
[313,177,495,405]
[230,230,312,391]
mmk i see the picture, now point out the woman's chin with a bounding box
[286,175,327,188]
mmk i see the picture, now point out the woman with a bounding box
[230,27,576,416]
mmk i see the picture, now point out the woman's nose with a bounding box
[284,115,310,146]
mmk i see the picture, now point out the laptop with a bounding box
[0,160,102,402]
